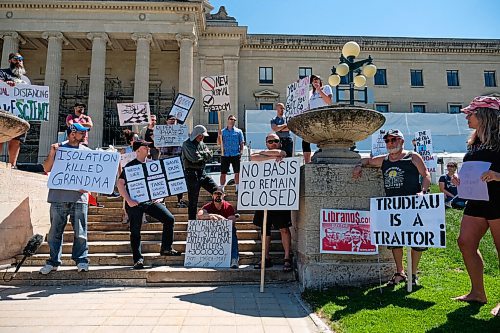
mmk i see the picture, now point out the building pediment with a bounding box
[254,89,279,98]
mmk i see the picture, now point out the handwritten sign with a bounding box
[117,102,150,126]
[371,129,387,157]
[457,161,491,201]
[284,76,310,121]
[320,209,378,255]
[201,75,231,112]
[169,93,195,123]
[120,152,137,167]
[0,82,50,121]
[153,124,189,147]
[415,129,438,173]
[237,157,301,211]
[370,193,446,248]
[184,219,232,268]
[47,148,120,194]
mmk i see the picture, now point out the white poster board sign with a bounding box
[184,219,232,268]
[285,76,310,120]
[120,152,137,168]
[457,161,491,201]
[0,82,50,121]
[415,129,438,173]
[370,193,446,248]
[201,75,231,112]
[47,147,120,194]
[117,102,150,126]
[371,129,387,157]
[169,93,195,123]
[153,124,189,147]
[237,157,301,211]
[320,209,378,255]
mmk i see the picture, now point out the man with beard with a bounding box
[0,53,31,167]
[66,103,93,146]
[39,123,91,275]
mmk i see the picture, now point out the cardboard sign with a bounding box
[184,219,232,268]
[117,102,150,126]
[120,152,137,168]
[457,161,491,201]
[370,193,446,248]
[284,76,310,121]
[237,157,301,211]
[169,93,195,123]
[123,156,187,203]
[415,129,438,173]
[0,82,50,121]
[320,209,378,255]
[47,147,120,194]
[371,129,387,157]
[153,124,189,147]
[201,75,231,112]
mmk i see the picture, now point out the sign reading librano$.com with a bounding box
[0,82,50,121]
[237,157,301,211]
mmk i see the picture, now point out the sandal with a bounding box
[283,259,293,272]
[254,259,273,269]
[387,272,407,286]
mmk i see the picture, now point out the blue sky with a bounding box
[207,1,500,39]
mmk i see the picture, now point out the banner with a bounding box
[169,93,195,123]
[117,102,150,126]
[371,129,387,157]
[457,161,491,200]
[237,157,301,211]
[370,193,446,248]
[201,75,231,112]
[320,209,378,255]
[0,82,50,121]
[153,124,189,147]
[184,219,232,268]
[47,148,120,194]
[415,129,438,173]
[123,156,187,203]
[284,76,310,121]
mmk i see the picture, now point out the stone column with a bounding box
[0,32,25,68]
[86,33,109,148]
[176,33,196,128]
[224,56,239,119]
[131,33,152,103]
[38,32,65,162]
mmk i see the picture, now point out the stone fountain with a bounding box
[0,109,30,143]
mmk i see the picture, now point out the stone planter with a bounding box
[0,110,30,143]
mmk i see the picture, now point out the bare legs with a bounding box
[390,248,423,283]
[0,140,21,167]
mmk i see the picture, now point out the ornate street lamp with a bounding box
[328,41,377,105]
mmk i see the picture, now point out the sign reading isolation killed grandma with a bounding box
[48,148,120,194]
[370,193,446,248]
[237,157,301,211]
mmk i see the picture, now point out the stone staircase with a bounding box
[10,187,295,285]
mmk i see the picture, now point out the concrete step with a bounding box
[87,213,255,222]
[68,221,260,231]
[89,201,240,211]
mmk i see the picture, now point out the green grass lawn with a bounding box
[302,187,500,333]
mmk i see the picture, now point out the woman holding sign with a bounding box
[452,96,500,316]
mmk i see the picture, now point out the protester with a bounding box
[353,129,430,286]
[450,96,500,317]
[251,133,293,272]
[119,129,139,224]
[39,123,91,275]
[270,103,293,157]
[117,139,181,269]
[0,53,31,168]
[197,186,239,268]
[66,102,93,146]
[182,125,218,220]
[140,114,159,160]
[438,161,466,209]
[218,114,244,191]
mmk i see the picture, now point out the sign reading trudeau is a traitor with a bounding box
[0,82,50,121]
[48,148,120,194]
[237,157,301,211]
[369,193,446,248]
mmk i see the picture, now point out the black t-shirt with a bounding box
[381,152,421,197]
[439,174,458,197]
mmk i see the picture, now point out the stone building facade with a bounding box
[0,0,499,162]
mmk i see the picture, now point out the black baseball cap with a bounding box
[132,140,152,151]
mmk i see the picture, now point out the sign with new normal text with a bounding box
[284,76,310,121]
[153,124,189,147]
[370,193,446,248]
[237,157,301,211]
[415,129,438,173]
[201,75,231,112]
[47,148,120,194]
[123,156,187,203]
[169,93,195,123]
[0,82,50,121]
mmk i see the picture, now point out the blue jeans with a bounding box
[47,202,89,266]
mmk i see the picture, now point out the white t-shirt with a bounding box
[309,85,333,109]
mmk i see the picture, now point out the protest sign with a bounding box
[284,76,310,121]
[371,129,387,157]
[457,161,491,201]
[370,193,446,248]
[201,75,231,112]
[123,156,187,203]
[184,219,232,268]
[117,102,150,126]
[415,129,438,173]
[47,148,120,194]
[120,152,137,167]
[153,124,189,147]
[237,157,301,211]
[0,82,50,121]
[320,209,378,255]
[169,93,195,123]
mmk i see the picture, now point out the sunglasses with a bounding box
[213,192,223,195]
[12,56,23,61]
[267,139,280,144]
[229,118,237,121]
[384,138,399,144]
[447,165,457,168]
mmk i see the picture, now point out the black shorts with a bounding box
[279,137,293,157]
[221,155,241,173]
[464,200,500,220]
[253,210,292,236]
[302,140,311,153]
[387,246,428,252]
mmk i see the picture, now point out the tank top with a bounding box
[381,151,421,197]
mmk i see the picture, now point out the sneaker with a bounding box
[160,249,182,256]
[77,262,89,272]
[133,258,144,269]
[411,274,419,286]
[39,264,58,275]
[230,258,239,269]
